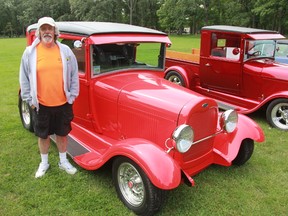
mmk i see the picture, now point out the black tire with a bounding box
[18,96,34,132]
[112,157,165,216]
[165,70,185,87]
[232,139,254,166]
[266,98,288,130]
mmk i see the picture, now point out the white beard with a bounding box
[42,34,53,44]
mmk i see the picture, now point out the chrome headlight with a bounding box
[220,109,238,133]
[172,124,194,153]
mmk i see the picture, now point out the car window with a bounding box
[210,33,241,61]
[60,39,85,73]
[91,42,165,76]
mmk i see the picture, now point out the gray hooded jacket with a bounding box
[19,38,79,111]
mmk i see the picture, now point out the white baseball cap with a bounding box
[35,17,60,38]
[37,17,56,28]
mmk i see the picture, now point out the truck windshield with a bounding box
[244,40,276,60]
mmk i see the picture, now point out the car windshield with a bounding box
[91,42,166,76]
[244,39,276,60]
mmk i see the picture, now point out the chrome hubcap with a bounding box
[21,101,31,126]
[118,162,144,207]
[271,103,288,130]
[168,75,182,86]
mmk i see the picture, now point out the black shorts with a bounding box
[33,103,74,139]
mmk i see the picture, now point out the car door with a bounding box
[61,38,94,131]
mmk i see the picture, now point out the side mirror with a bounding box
[73,40,82,49]
[232,48,240,55]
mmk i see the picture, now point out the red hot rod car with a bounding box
[19,22,264,215]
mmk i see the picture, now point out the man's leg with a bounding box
[35,137,50,178]
[56,135,77,175]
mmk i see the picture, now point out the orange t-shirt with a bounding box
[36,43,66,106]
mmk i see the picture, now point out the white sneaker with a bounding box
[59,160,77,175]
[35,162,50,178]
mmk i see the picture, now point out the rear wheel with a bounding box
[165,71,185,86]
[18,96,34,132]
[266,99,288,130]
[232,139,254,166]
[112,157,165,216]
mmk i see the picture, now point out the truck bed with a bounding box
[166,49,200,64]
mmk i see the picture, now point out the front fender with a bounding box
[110,138,182,190]
[213,114,265,166]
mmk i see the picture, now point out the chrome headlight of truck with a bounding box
[172,124,194,153]
[220,109,238,133]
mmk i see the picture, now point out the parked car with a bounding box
[165,25,288,130]
[275,39,288,64]
[19,22,264,216]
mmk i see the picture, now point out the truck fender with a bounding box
[262,92,288,106]
[213,114,265,166]
[110,138,182,190]
[246,92,288,114]
[164,65,192,88]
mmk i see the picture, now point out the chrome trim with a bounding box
[191,129,223,146]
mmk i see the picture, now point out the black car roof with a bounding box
[27,21,167,36]
[202,25,278,34]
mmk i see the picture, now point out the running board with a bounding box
[50,134,90,158]
[216,100,249,113]
[50,134,102,170]
[217,101,235,110]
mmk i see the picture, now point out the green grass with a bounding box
[168,34,201,52]
[0,37,287,216]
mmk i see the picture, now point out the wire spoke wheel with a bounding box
[18,96,34,132]
[112,157,165,215]
[21,101,31,126]
[118,162,144,207]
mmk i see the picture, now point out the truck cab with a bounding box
[165,25,288,130]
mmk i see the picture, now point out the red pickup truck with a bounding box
[165,25,288,130]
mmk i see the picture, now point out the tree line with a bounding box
[1,0,287,37]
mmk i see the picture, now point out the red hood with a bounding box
[245,59,288,80]
[94,71,218,143]
[117,72,216,120]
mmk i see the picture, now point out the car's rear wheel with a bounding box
[266,98,288,130]
[112,157,165,216]
[18,96,34,132]
[165,70,185,86]
[232,139,254,166]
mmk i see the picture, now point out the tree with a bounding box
[157,0,178,33]
[122,0,138,24]
[0,0,288,36]
[253,0,288,33]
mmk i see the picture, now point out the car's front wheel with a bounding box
[232,139,254,166]
[18,96,34,132]
[266,98,288,130]
[112,157,165,216]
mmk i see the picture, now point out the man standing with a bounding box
[19,17,79,178]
